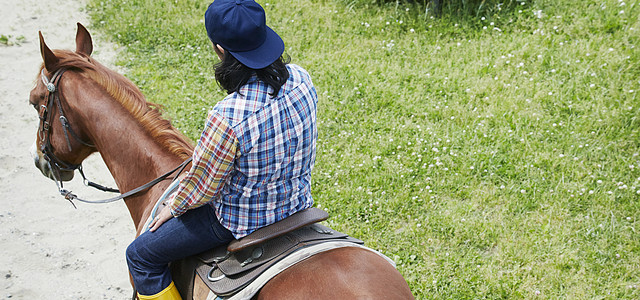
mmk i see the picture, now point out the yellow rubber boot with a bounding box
[138,281,182,300]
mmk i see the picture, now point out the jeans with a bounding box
[126,205,234,295]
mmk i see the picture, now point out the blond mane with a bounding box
[47,50,194,160]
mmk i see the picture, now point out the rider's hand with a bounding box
[149,205,173,232]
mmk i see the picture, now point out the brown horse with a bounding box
[29,23,414,299]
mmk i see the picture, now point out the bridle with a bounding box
[38,68,192,207]
[38,68,93,174]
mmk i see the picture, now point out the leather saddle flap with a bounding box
[195,223,363,297]
[196,224,351,275]
[226,207,329,253]
[219,224,348,276]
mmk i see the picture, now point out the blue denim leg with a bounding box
[126,205,234,295]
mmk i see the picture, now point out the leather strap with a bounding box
[62,157,192,204]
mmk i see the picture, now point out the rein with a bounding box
[39,68,192,206]
[62,157,192,205]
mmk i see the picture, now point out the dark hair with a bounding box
[214,51,290,97]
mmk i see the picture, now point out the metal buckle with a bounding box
[39,105,48,120]
[207,265,225,282]
[240,246,264,267]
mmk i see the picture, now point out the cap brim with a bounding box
[228,26,284,70]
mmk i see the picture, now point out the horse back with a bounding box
[256,247,414,300]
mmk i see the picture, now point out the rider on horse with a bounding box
[125,0,318,298]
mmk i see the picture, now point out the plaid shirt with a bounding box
[170,64,317,239]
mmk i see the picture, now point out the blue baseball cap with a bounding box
[204,0,284,69]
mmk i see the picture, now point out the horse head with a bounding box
[29,23,96,182]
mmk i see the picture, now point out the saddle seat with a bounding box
[226,207,329,253]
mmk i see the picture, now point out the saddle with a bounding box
[169,207,364,300]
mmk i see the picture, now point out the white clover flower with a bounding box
[534,10,543,18]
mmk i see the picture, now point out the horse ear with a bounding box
[39,31,59,72]
[75,23,93,56]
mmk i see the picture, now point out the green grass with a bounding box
[0,34,25,46]
[86,0,639,298]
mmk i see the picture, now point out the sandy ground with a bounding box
[1,0,134,298]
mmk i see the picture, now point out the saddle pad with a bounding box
[207,242,397,300]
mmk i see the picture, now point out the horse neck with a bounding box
[62,72,186,232]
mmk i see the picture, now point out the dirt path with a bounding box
[1,0,133,298]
